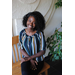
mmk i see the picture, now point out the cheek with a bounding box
[26,21,29,26]
[26,21,29,24]
[33,24,35,28]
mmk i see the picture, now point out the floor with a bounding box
[42,56,62,75]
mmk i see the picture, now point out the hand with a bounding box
[30,59,38,70]
[21,58,25,63]
[24,57,31,61]
[21,57,30,63]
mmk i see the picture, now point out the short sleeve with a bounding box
[39,32,46,51]
[19,30,24,49]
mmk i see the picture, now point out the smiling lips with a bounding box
[28,25,33,28]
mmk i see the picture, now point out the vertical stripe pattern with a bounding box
[19,29,46,62]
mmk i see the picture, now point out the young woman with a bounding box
[19,11,46,75]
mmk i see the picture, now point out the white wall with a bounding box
[12,0,62,57]
[44,7,62,56]
[12,0,57,36]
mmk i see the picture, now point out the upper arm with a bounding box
[19,30,24,49]
[39,32,46,51]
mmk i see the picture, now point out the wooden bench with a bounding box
[12,35,50,75]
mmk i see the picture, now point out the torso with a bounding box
[19,29,46,62]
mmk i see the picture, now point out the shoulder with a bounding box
[19,29,26,43]
[38,31,44,36]
[36,31,45,40]
[19,29,25,34]
[19,29,25,36]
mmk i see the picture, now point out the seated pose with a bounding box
[19,11,46,75]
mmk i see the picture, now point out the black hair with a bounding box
[22,11,45,32]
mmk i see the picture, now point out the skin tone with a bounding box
[20,16,45,70]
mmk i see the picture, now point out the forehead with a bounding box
[28,16,35,21]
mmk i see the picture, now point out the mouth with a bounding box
[29,25,32,27]
[28,25,33,28]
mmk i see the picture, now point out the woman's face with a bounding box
[26,16,36,31]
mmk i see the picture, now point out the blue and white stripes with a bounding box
[19,29,46,62]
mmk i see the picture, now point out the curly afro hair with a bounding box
[22,11,45,32]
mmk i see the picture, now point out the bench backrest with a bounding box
[12,35,22,64]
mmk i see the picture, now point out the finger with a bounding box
[33,64,37,69]
[21,58,26,62]
[35,61,38,65]
[33,66,37,70]
[24,58,29,62]
[21,58,25,61]
[21,60,24,63]
[31,65,37,70]
[35,67,37,70]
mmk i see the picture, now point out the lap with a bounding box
[31,61,44,75]
[21,61,44,75]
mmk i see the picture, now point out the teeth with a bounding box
[29,25,32,28]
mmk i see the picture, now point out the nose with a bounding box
[30,22,33,26]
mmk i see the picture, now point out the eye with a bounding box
[33,22,35,24]
[29,19,31,22]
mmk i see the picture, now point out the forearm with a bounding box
[21,50,45,62]
[30,50,45,60]
[20,49,29,57]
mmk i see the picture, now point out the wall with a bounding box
[44,7,62,56]
[12,0,62,57]
[12,0,57,36]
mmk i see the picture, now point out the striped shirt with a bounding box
[19,29,46,62]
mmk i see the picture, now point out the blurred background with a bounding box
[12,0,62,57]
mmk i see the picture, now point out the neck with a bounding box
[26,28,36,34]
[25,28,37,36]
[27,29,34,33]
